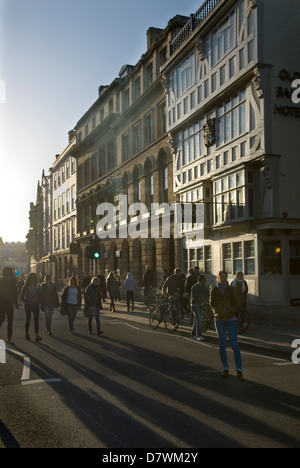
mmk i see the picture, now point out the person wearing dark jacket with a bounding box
[20,272,42,342]
[0,266,18,344]
[61,277,82,334]
[41,275,59,335]
[84,277,103,335]
[142,265,154,306]
[210,270,242,379]
[190,275,209,341]
[106,272,119,312]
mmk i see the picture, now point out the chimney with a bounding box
[147,27,163,49]
[68,129,76,143]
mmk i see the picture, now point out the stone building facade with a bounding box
[72,16,188,292]
[161,0,300,318]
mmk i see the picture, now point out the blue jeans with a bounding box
[44,304,54,332]
[214,318,242,372]
[66,303,78,332]
[191,305,203,338]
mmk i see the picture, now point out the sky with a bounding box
[0,0,204,243]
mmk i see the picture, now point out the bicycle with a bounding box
[199,304,250,334]
[149,294,180,333]
[236,305,251,334]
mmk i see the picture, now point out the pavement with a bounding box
[101,299,300,358]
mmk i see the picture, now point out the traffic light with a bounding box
[86,237,100,260]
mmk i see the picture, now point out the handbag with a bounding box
[84,305,97,317]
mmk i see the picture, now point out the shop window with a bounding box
[289,241,300,275]
[261,240,282,275]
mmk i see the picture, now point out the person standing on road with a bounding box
[210,270,243,380]
[142,265,154,307]
[20,272,42,342]
[84,277,103,335]
[106,272,119,312]
[190,275,209,341]
[123,272,136,312]
[231,271,248,327]
[61,277,82,334]
[0,266,18,344]
[41,275,60,335]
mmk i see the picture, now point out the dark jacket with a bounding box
[41,282,59,308]
[185,273,198,295]
[191,283,209,307]
[84,284,102,309]
[106,275,119,299]
[61,286,82,308]
[21,284,42,310]
[0,277,18,306]
[142,269,154,288]
[162,274,183,296]
[210,283,240,321]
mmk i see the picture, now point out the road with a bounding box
[0,304,299,448]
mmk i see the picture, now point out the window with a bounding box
[211,13,236,67]
[145,113,152,146]
[158,103,167,136]
[66,159,70,178]
[158,152,168,203]
[71,157,75,174]
[145,159,153,208]
[61,193,65,216]
[84,160,90,187]
[223,243,232,274]
[233,242,243,273]
[180,120,205,169]
[133,76,141,101]
[66,189,70,213]
[196,246,212,273]
[289,241,300,275]
[132,166,141,204]
[123,88,130,112]
[169,52,195,99]
[122,132,130,162]
[109,99,113,114]
[146,63,153,87]
[217,90,246,147]
[107,139,116,171]
[245,240,255,274]
[98,146,105,177]
[71,185,75,210]
[133,123,141,153]
[91,153,97,181]
[261,240,282,275]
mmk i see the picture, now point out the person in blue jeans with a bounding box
[61,277,82,334]
[210,270,243,380]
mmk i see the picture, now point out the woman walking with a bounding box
[190,274,209,341]
[210,270,243,380]
[0,266,18,344]
[106,272,119,312]
[84,277,103,335]
[61,277,82,334]
[20,272,42,342]
[41,275,59,335]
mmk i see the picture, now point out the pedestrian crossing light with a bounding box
[90,237,100,260]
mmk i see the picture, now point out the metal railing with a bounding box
[170,0,222,55]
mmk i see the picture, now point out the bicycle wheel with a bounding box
[164,307,179,333]
[237,309,250,334]
[149,307,160,329]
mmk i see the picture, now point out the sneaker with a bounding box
[196,336,205,341]
[97,330,103,335]
[222,370,229,378]
[7,338,14,345]
[25,334,31,341]
[237,371,244,381]
[35,336,42,343]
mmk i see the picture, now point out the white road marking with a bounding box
[22,378,62,386]
[6,348,31,380]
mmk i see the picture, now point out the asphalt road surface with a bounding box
[0,305,299,448]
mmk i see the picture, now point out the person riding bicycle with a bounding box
[190,275,209,341]
[162,268,183,316]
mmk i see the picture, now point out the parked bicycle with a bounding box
[200,304,251,334]
[149,293,180,333]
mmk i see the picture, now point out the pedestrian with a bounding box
[84,277,103,335]
[61,277,82,334]
[123,272,136,311]
[190,274,209,341]
[162,268,183,315]
[210,270,243,380]
[81,272,92,294]
[20,272,42,342]
[106,272,119,312]
[231,271,248,327]
[114,270,121,301]
[97,271,107,302]
[0,266,18,344]
[142,265,154,307]
[41,275,60,335]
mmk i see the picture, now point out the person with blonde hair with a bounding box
[61,277,82,334]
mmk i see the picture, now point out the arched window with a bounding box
[144,159,153,209]
[158,152,168,203]
[132,166,141,204]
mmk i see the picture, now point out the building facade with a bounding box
[161,0,300,317]
[72,17,188,291]
[50,132,77,287]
